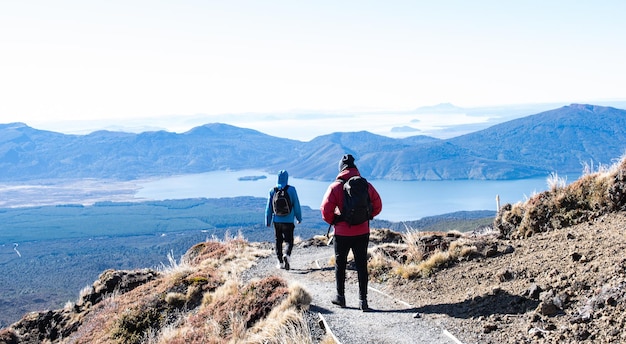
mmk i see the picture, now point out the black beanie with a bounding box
[338,154,356,172]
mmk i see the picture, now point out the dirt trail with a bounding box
[243,243,462,344]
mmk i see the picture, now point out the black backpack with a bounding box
[272,185,292,216]
[339,176,372,225]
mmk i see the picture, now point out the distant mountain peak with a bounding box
[566,103,612,113]
[0,122,29,130]
[184,123,260,136]
[391,126,420,133]
[1,104,626,181]
[415,103,464,113]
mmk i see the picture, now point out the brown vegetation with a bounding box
[0,236,320,344]
[494,156,626,239]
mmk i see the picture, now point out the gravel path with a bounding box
[243,243,462,344]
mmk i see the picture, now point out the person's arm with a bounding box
[369,183,382,218]
[291,188,302,224]
[265,189,274,226]
[320,183,340,224]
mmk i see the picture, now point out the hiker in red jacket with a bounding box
[320,154,382,311]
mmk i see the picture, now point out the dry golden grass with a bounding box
[401,229,427,263]
[243,309,313,344]
[495,155,626,238]
[368,247,400,281]
[367,228,481,280]
[85,235,314,344]
[243,283,313,344]
[160,276,295,343]
[58,235,299,344]
[416,250,450,277]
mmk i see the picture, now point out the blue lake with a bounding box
[135,170,577,222]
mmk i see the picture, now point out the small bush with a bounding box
[392,263,422,279]
[164,293,187,308]
[417,251,450,277]
[368,250,397,281]
[112,305,164,344]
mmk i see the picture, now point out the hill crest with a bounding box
[1,104,626,181]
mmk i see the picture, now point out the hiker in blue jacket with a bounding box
[265,170,302,270]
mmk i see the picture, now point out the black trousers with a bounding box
[334,233,370,301]
[274,222,294,262]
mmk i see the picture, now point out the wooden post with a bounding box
[496,194,500,213]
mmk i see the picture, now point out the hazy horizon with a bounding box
[2,1,625,141]
[8,100,626,141]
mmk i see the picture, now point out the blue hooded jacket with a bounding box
[265,170,302,226]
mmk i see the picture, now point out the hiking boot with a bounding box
[359,299,370,312]
[331,295,346,308]
[283,254,290,271]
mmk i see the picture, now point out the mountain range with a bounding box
[1,103,626,182]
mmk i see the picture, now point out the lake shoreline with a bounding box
[0,170,577,221]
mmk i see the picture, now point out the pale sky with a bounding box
[1,1,625,139]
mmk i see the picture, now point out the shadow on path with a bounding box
[311,303,418,315]
[366,307,419,314]
[287,266,333,275]
[415,290,539,319]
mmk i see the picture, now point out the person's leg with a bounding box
[283,223,295,257]
[274,223,284,266]
[281,223,295,270]
[352,233,370,310]
[332,235,349,307]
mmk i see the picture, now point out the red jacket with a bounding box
[320,167,382,236]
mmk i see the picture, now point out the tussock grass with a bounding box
[244,309,313,344]
[495,155,626,238]
[148,237,315,343]
[244,283,313,344]
[368,246,400,280]
[367,228,481,280]
[159,249,193,278]
[61,234,300,344]
[402,229,427,263]
[161,276,293,343]
[9,230,317,344]
[547,172,567,191]
[416,250,450,277]
[164,292,187,308]
[391,239,478,279]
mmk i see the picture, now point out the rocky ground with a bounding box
[378,211,626,344]
[252,210,626,343]
[244,241,453,344]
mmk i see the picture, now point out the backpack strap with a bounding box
[329,179,344,224]
[274,185,289,192]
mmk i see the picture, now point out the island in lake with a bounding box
[237,175,267,181]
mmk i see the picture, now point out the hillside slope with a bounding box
[2,156,626,343]
[449,104,626,174]
[2,104,626,181]
[387,211,626,343]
